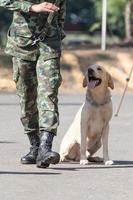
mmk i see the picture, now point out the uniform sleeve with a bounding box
[58,0,66,29]
[0,0,33,12]
[58,0,66,39]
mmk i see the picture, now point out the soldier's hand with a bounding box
[30,2,59,13]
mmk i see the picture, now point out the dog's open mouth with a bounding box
[88,77,102,89]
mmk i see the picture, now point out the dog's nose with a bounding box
[88,68,94,75]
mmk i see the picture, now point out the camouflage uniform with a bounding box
[0,0,66,135]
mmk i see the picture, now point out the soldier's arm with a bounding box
[0,1,59,13]
[0,0,33,12]
[58,0,66,39]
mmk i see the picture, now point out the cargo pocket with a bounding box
[8,25,33,48]
[47,59,62,90]
[49,69,62,89]
[6,28,38,61]
[13,63,19,83]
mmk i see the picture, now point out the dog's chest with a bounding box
[88,117,105,135]
[86,105,112,135]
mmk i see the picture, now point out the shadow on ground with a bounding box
[51,160,133,171]
[0,171,61,175]
[0,140,16,144]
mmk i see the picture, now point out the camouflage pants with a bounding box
[12,56,62,135]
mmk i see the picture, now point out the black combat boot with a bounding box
[21,133,40,164]
[36,131,60,168]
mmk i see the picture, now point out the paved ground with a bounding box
[0,92,133,200]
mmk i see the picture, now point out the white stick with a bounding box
[101,0,107,51]
[115,65,133,117]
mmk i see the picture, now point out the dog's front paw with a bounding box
[105,160,114,166]
[59,155,66,163]
[80,159,89,165]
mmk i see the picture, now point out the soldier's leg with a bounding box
[12,57,40,164]
[36,56,62,168]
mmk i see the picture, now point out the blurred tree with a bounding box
[0,8,12,47]
[124,0,133,43]
[65,0,96,31]
[105,0,125,37]
[104,0,133,41]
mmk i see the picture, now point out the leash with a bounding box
[115,65,133,117]
[32,0,60,46]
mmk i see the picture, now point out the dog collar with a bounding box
[86,95,111,107]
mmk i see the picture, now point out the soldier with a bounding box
[0,0,66,168]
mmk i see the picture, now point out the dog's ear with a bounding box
[107,72,114,89]
[83,76,87,88]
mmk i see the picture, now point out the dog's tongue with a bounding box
[88,80,97,89]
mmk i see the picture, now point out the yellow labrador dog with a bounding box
[60,64,114,166]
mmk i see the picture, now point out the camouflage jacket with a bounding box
[0,0,66,61]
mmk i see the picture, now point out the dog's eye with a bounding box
[97,67,102,71]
